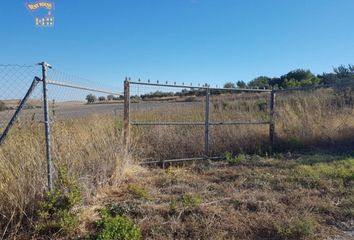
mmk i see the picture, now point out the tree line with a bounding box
[85,94,123,103]
[224,64,354,90]
[84,64,354,102]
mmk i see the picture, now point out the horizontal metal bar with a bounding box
[140,156,222,165]
[131,121,270,126]
[131,122,205,126]
[47,79,123,96]
[129,81,272,92]
[209,121,270,125]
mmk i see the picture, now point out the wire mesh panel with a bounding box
[128,81,273,162]
[0,64,47,229]
[46,68,124,196]
[275,84,354,151]
[208,89,271,156]
[0,64,43,131]
[129,82,206,161]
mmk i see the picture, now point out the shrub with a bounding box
[0,101,6,111]
[225,152,246,165]
[93,209,141,240]
[181,194,202,209]
[274,216,317,239]
[169,199,177,212]
[35,168,81,234]
[128,184,150,200]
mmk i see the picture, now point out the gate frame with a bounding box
[124,80,274,164]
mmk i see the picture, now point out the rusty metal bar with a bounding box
[140,156,222,165]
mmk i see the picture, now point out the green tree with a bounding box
[248,76,271,89]
[223,82,236,89]
[280,69,320,88]
[236,80,246,88]
[86,94,97,103]
[107,95,114,101]
[98,96,106,101]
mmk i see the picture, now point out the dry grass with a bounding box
[275,88,354,150]
[1,85,354,239]
[131,87,354,160]
[80,154,353,240]
[0,116,125,238]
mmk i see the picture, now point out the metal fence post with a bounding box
[40,62,53,192]
[269,90,276,154]
[204,87,210,159]
[123,77,130,148]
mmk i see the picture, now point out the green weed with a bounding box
[93,209,141,240]
[128,184,150,200]
[35,168,81,234]
[296,158,354,181]
[274,216,317,239]
[181,194,202,209]
[224,152,246,165]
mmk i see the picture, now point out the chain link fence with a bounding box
[1,62,354,193]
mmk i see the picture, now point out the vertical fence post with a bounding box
[123,77,130,148]
[40,62,53,192]
[204,87,210,159]
[269,90,276,154]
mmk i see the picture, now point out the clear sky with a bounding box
[1,0,354,89]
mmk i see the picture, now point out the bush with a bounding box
[99,96,106,101]
[128,184,150,200]
[181,194,202,209]
[0,101,6,111]
[225,152,246,165]
[35,168,81,235]
[274,216,317,239]
[93,209,141,240]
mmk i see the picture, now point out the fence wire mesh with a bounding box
[44,67,124,196]
[0,64,43,130]
[129,82,206,160]
[128,81,273,161]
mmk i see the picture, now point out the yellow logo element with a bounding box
[26,1,55,27]
[26,1,54,11]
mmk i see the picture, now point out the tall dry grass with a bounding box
[130,86,354,160]
[0,116,126,237]
[1,84,353,237]
[275,87,354,150]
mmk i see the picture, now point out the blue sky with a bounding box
[1,0,354,89]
